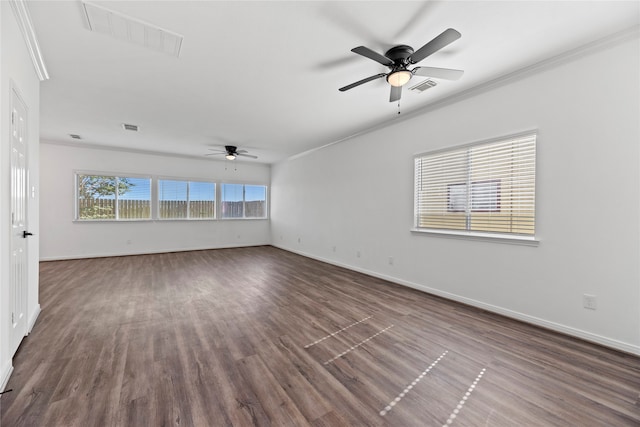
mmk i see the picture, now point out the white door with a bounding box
[9,88,29,356]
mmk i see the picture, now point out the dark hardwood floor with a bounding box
[2,246,639,426]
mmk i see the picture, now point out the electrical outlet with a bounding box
[583,294,597,310]
[388,256,394,266]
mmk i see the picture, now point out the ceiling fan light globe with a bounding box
[225,154,236,160]
[387,70,412,87]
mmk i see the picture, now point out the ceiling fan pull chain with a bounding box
[398,101,401,115]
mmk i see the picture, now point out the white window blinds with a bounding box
[414,133,536,236]
[220,183,268,219]
[158,180,215,219]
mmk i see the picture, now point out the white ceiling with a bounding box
[29,1,640,164]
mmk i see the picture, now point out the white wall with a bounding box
[271,31,640,354]
[1,1,41,389]
[39,143,271,260]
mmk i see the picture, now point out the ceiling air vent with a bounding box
[410,79,438,93]
[82,1,183,57]
[122,123,139,132]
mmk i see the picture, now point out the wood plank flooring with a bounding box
[1,246,639,426]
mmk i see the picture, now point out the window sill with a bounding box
[74,219,152,223]
[410,228,539,246]
[219,217,269,221]
[157,218,217,221]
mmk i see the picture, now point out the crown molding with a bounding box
[9,0,49,81]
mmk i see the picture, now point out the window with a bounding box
[221,183,268,219]
[414,133,536,236]
[76,174,267,221]
[158,179,215,219]
[76,174,151,220]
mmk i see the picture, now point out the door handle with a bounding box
[23,231,33,238]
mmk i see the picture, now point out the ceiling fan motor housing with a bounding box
[385,45,414,86]
[384,45,414,64]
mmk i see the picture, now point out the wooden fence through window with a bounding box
[78,199,265,219]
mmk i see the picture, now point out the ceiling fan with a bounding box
[205,145,257,160]
[339,28,464,102]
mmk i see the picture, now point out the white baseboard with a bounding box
[1,361,13,392]
[28,304,41,333]
[39,242,270,262]
[273,244,640,356]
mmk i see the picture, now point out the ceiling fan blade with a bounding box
[409,28,461,64]
[389,85,402,102]
[412,66,464,80]
[236,149,248,154]
[351,46,393,66]
[339,73,387,92]
[204,152,225,156]
[237,153,258,159]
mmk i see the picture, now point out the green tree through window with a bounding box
[77,175,150,220]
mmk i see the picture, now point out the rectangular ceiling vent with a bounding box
[82,1,183,57]
[410,79,438,93]
[122,123,139,132]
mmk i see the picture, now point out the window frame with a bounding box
[219,182,269,220]
[157,177,217,221]
[74,171,153,222]
[412,131,538,246]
